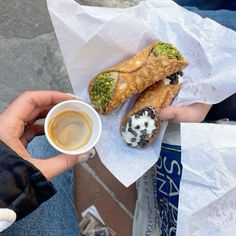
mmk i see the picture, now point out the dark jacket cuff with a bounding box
[0,140,56,220]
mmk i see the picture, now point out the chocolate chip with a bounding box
[135,125,140,129]
[148,110,153,117]
[170,79,178,85]
[141,129,147,135]
[131,138,137,142]
[138,142,143,148]
[135,114,140,119]
[151,114,156,119]
[127,143,132,146]
[141,134,149,140]
[128,117,132,124]
[138,140,149,148]
[128,127,138,137]
[168,72,179,84]
[179,70,183,76]
[144,122,148,127]
[131,130,138,137]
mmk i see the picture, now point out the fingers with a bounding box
[29,154,78,179]
[30,149,96,180]
[159,103,212,124]
[25,105,54,126]
[6,91,74,122]
[20,124,45,146]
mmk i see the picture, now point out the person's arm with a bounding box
[205,93,236,121]
[0,140,56,221]
[0,91,93,231]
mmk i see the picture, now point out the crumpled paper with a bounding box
[47,0,236,186]
[179,123,236,236]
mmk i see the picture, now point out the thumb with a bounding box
[30,154,79,180]
[29,149,96,180]
[159,106,190,123]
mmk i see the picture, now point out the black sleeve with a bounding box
[205,93,236,121]
[0,140,56,221]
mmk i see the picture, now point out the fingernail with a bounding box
[77,149,96,163]
[66,93,84,101]
[89,148,96,158]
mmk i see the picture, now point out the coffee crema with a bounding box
[48,110,93,151]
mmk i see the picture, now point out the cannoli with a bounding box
[88,41,188,115]
[120,71,184,148]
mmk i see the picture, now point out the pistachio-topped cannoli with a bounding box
[88,41,188,115]
[120,71,184,148]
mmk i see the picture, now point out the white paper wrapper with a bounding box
[179,123,236,236]
[47,0,236,186]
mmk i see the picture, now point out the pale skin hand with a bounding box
[0,91,93,180]
[159,103,212,123]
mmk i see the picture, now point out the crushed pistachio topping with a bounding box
[152,42,183,60]
[91,72,118,113]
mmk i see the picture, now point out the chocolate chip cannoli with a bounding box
[88,42,188,115]
[120,71,184,148]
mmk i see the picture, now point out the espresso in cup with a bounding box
[45,100,102,155]
[48,110,93,151]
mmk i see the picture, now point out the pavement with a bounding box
[0,0,141,235]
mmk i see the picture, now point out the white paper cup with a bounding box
[44,100,102,155]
